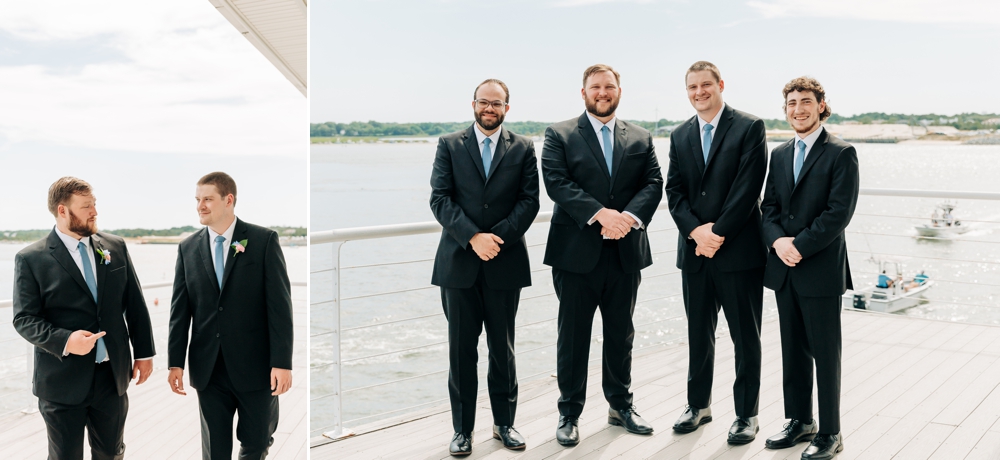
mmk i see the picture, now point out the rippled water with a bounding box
[309,140,1000,435]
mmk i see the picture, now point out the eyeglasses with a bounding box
[474,99,507,110]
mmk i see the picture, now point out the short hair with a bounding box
[48,177,92,217]
[583,64,620,87]
[473,79,510,103]
[686,61,721,83]
[782,76,832,121]
[198,172,238,206]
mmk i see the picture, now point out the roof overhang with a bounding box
[209,0,307,96]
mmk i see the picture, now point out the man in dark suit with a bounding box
[664,61,768,444]
[760,77,859,460]
[429,78,540,456]
[542,64,663,446]
[168,172,294,460]
[13,176,155,460]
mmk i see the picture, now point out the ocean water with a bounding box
[310,139,1000,435]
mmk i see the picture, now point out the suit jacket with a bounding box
[665,104,769,273]
[542,113,663,274]
[430,125,540,289]
[168,219,294,392]
[13,231,155,405]
[760,128,860,296]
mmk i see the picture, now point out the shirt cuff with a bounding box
[623,211,643,229]
[135,357,154,361]
[587,209,601,225]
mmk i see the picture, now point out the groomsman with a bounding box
[542,64,663,446]
[168,172,294,459]
[760,77,859,459]
[13,177,155,459]
[429,79,540,456]
[664,61,768,443]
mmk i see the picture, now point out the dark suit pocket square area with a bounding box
[109,266,125,273]
[625,151,645,157]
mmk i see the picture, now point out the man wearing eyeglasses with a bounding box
[429,78,540,456]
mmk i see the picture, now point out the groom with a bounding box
[13,176,155,459]
[168,172,294,459]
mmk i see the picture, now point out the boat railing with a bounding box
[309,188,1000,440]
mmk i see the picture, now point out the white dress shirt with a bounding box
[55,227,152,360]
[208,216,238,268]
[794,125,825,161]
[473,124,502,159]
[584,113,644,233]
[697,102,726,154]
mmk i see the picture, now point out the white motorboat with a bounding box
[843,261,934,313]
[915,202,970,238]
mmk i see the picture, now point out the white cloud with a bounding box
[0,2,304,157]
[747,0,1000,24]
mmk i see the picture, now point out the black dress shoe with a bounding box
[492,425,526,450]
[449,432,473,456]
[556,416,580,446]
[727,416,759,445]
[801,433,843,460]
[608,406,654,435]
[765,419,818,449]
[672,405,712,433]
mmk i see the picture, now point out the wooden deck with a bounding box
[0,290,307,459]
[311,309,1000,459]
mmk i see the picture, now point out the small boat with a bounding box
[843,260,934,313]
[914,202,970,238]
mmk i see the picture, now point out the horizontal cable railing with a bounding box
[310,188,1000,439]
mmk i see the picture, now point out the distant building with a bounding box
[983,118,1000,126]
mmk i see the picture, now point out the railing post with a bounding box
[323,241,353,439]
[22,342,37,414]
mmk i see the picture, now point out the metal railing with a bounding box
[309,189,1000,439]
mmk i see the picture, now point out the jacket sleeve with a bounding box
[793,146,860,259]
[623,130,664,227]
[664,132,702,238]
[168,245,191,369]
[12,253,72,359]
[490,140,540,243]
[429,137,481,247]
[541,126,604,228]
[712,119,768,238]
[760,153,786,248]
[263,231,294,370]
[122,242,155,359]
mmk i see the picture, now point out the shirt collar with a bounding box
[55,226,91,253]
[795,125,825,154]
[474,124,502,147]
[208,216,238,243]
[586,112,617,135]
[697,102,726,132]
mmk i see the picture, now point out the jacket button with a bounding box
[610,194,615,200]
[216,333,220,338]
[484,204,489,209]
[219,307,223,311]
[701,191,706,196]
[790,215,795,219]
[97,317,101,321]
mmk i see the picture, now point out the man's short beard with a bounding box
[475,110,505,131]
[586,97,619,118]
[69,210,96,237]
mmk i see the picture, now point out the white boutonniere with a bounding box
[95,248,111,265]
[232,239,248,257]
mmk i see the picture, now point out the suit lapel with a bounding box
[704,105,734,174]
[197,228,221,295]
[781,139,795,195]
[91,235,107,310]
[610,119,627,189]
[47,230,92,302]
[577,113,611,180]
[485,127,509,183]
[220,219,247,291]
[792,128,829,195]
[462,125,487,182]
[686,117,705,173]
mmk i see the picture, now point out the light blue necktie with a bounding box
[78,241,106,363]
[482,138,492,178]
[702,124,713,163]
[601,125,613,176]
[214,235,226,289]
[794,140,806,184]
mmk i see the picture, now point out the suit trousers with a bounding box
[441,266,520,433]
[775,281,842,434]
[554,242,640,417]
[38,361,127,460]
[682,265,764,417]
[196,353,279,460]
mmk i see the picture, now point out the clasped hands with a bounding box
[772,237,802,267]
[66,329,152,384]
[470,233,504,261]
[596,208,635,240]
[690,223,724,258]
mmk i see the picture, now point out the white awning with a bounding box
[209,0,307,96]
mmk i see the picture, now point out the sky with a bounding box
[311,0,1000,124]
[0,2,307,230]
